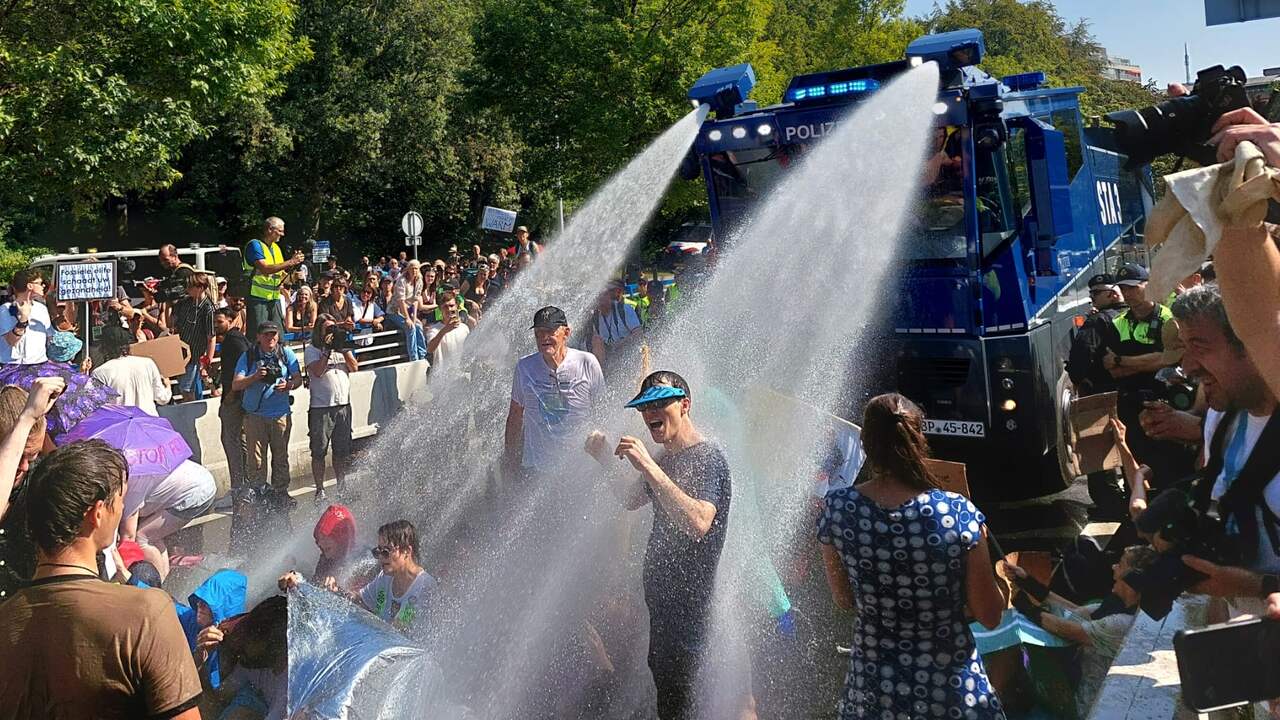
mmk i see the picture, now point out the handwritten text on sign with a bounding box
[481,206,518,233]
[56,261,118,301]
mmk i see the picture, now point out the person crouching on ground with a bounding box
[585,370,732,720]
[1004,545,1159,718]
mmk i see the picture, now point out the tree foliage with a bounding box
[0,0,307,241]
[0,0,1173,260]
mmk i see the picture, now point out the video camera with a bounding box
[1139,366,1198,412]
[1105,64,1250,168]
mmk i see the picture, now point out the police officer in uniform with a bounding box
[1102,263,1195,490]
[1066,273,1127,517]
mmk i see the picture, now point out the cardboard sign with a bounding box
[924,459,971,498]
[1068,391,1120,474]
[56,261,117,301]
[129,335,191,378]
[481,206,518,233]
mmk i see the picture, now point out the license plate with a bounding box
[923,419,986,438]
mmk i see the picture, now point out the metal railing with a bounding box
[170,325,412,401]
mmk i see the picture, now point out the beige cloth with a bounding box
[1145,140,1280,299]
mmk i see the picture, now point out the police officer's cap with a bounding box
[1087,273,1116,290]
[1116,263,1150,286]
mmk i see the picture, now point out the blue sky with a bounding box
[903,0,1280,86]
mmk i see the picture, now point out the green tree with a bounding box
[918,0,1160,117]
[165,0,504,255]
[0,0,307,243]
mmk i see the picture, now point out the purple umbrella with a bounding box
[0,361,119,436]
[55,405,192,477]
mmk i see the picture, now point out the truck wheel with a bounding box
[1054,372,1081,487]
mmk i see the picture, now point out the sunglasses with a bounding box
[371,545,396,559]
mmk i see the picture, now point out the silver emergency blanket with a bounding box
[286,583,470,720]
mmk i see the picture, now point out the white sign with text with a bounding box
[56,261,117,301]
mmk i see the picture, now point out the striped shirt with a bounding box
[171,297,214,359]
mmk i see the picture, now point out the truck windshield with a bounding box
[903,126,1018,263]
[705,124,1017,259]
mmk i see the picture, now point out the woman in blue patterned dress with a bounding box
[817,393,1007,720]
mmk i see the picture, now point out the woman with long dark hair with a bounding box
[818,393,1006,720]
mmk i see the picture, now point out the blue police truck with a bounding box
[685,29,1152,499]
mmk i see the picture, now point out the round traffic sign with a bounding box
[401,211,423,238]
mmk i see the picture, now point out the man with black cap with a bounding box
[503,306,605,478]
[584,370,732,719]
[233,320,303,509]
[1102,262,1194,490]
[1066,273,1127,517]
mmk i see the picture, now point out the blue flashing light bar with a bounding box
[787,77,881,103]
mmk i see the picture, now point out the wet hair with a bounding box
[1120,545,1159,575]
[129,560,163,588]
[637,370,691,403]
[378,519,419,560]
[25,439,129,554]
[1170,284,1243,351]
[860,393,938,491]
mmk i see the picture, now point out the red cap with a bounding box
[118,539,146,568]
[313,504,356,559]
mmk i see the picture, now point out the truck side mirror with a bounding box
[1019,118,1074,254]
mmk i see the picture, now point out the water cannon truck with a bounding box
[684,29,1152,500]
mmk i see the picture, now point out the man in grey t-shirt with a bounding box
[503,306,605,477]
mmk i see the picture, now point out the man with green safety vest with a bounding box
[1102,263,1196,490]
[243,217,306,334]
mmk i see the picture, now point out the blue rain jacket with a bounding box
[176,568,247,688]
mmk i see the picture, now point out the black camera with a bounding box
[1129,487,1240,619]
[259,360,283,385]
[1105,64,1249,168]
[1139,367,1198,412]
[324,329,352,353]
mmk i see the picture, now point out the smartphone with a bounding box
[1174,617,1280,712]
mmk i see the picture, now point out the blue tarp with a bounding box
[286,583,468,720]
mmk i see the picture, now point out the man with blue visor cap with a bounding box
[585,370,732,719]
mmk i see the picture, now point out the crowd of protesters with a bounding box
[5,104,1280,720]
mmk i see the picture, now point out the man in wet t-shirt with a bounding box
[586,370,732,719]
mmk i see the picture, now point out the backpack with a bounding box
[224,240,259,299]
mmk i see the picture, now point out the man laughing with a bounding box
[585,370,732,719]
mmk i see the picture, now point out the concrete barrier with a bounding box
[158,360,430,495]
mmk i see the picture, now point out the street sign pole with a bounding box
[400,211,424,262]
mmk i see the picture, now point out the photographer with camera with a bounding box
[232,321,303,511]
[242,217,307,334]
[1121,285,1280,625]
[305,314,358,502]
[155,245,196,324]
